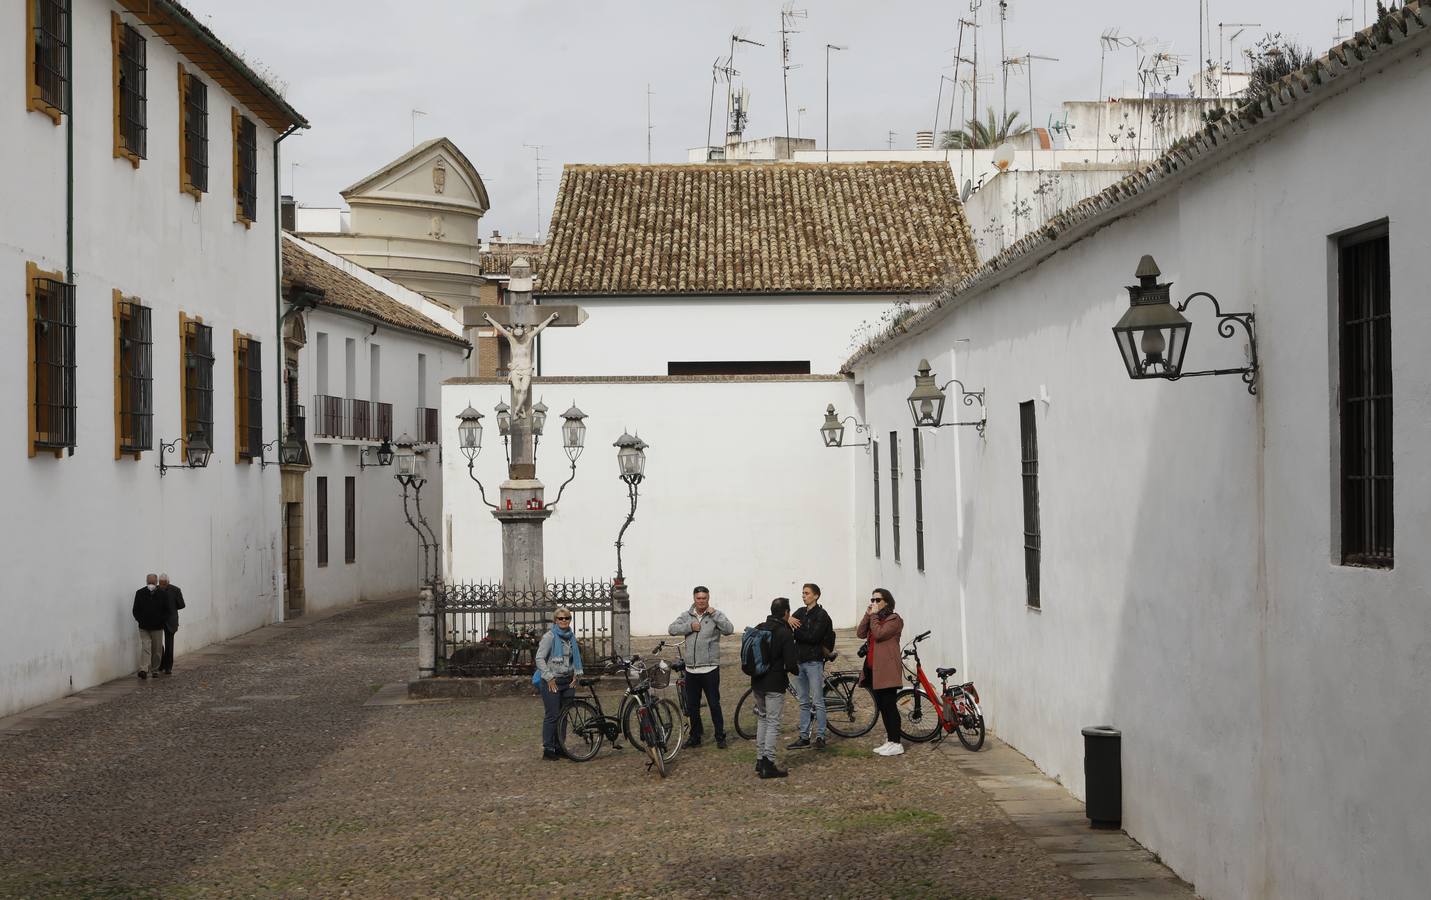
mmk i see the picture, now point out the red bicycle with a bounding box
[895,631,986,750]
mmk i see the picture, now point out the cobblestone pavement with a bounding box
[2,597,1095,899]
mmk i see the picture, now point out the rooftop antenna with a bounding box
[998,0,1010,122]
[824,43,848,161]
[797,105,807,137]
[780,4,808,141]
[1334,13,1354,43]
[1014,52,1058,169]
[705,57,725,160]
[1218,22,1260,73]
[522,143,548,240]
[1136,49,1184,158]
[646,84,654,164]
[410,108,427,149]
[933,74,957,145]
[1097,30,1138,163]
[887,130,898,150]
[726,31,766,143]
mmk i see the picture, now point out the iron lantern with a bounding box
[393,432,424,486]
[494,400,512,437]
[279,439,307,465]
[1112,255,1191,380]
[820,404,846,447]
[184,434,212,469]
[561,403,588,461]
[907,360,948,427]
[359,438,395,469]
[531,399,549,436]
[614,431,648,485]
[456,405,484,460]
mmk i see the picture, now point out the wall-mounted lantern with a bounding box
[359,438,395,470]
[907,359,986,436]
[819,403,871,449]
[1112,254,1259,395]
[158,434,212,476]
[393,432,425,488]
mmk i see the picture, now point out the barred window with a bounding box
[112,15,146,164]
[179,67,208,195]
[912,429,925,572]
[28,0,70,120]
[1020,401,1042,609]
[114,292,153,457]
[234,333,263,460]
[28,264,76,457]
[1338,226,1393,568]
[233,111,257,224]
[181,315,214,454]
[316,476,329,568]
[872,439,881,559]
[889,431,901,563]
[344,476,357,564]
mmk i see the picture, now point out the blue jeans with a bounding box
[794,660,827,740]
[539,678,574,753]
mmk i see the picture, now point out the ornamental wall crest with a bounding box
[433,157,448,194]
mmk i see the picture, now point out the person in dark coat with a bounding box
[157,573,185,675]
[857,588,906,756]
[750,597,800,779]
[131,574,174,679]
[786,582,835,750]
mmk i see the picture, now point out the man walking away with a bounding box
[667,586,734,749]
[787,582,834,750]
[131,574,173,679]
[748,597,800,779]
[157,573,185,676]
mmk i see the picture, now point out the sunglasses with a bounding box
[555,616,572,621]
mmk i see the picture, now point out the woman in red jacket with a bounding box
[857,588,905,756]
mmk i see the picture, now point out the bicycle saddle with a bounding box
[935,667,958,679]
[577,678,597,687]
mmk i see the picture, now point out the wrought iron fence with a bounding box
[434,579,616,676]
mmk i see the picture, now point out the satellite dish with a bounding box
[960,179,973,202]
[992,142,1016,171]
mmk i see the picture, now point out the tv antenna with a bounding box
[780,5,808,141]
[1334,14,1354,43]
[725,31,766,142]
[1218,22,1260,72]
[797,105,807,137]
[410,108,427,149]
[887,130,898,150]
[1005,52,1058,169]
[1096,30,1139,162]
[646,84,654,164]
[522,143,548,240]
[998,0,1010,122]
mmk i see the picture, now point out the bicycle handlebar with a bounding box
[915,631,931,642]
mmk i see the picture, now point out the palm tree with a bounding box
[939,107,1031,150]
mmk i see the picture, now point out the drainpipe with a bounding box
[65,18,74,281]
[273,124,300,463]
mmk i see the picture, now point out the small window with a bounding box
[27,263,76,457]
[344,476,356,564]
[27,0,70,121]
[666,361,812,376]
[316,476,329,568]
[232,110,257,225]
[889,431,901,564]
[181,314,214,456]
[234,332,263,461]
[912,429,925,572]
[1338,227,1393,567]
[112,14,146,165]
[1020,401,1042,609]
[114,291,153,457]
[179,66,208,196]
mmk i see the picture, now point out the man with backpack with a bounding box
[667,586,734,749]
[743,596,800,779]
[786,582,835,750]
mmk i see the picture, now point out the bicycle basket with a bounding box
[646,658,672,690]
[624,658,650,691]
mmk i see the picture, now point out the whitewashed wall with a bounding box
[852,43,1431,900]
[0,4,285,716]
[533,295,915,377]
[441,377,859,635]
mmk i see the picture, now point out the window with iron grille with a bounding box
[114,293,152,457]
[912,429,925,572]
[1019,401,1042,609]
[112,15,146,163]
[1338,227,1392,568]
[316,476,329,568]
[233,111,257,224]
[28,0,70,119]
[344,476,356,564]
[181,316,214,453]
[889,431,901,563]
[28,265,76,457]
[872,439,881,559]
[234,333,263,460]
[179,68,208,195]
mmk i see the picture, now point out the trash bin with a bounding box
[1082,725,1122,829]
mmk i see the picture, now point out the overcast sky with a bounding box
[184,0,1368,239]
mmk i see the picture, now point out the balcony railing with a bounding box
[313,394,344,438]
[416,406,440,444]
[313,395,395,441]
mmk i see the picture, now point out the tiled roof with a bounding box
[844,1,1430,371]
[539,162,979,296]
[281,239,466,345]
[480,243,546,277]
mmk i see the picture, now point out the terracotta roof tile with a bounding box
[479,243,546,277]
[539,162,979,296]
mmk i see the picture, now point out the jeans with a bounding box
[754,690,785,761]
[683,668,725,740]
[794,660,827,740]
[539,678,574,753]
[138,629,164,675]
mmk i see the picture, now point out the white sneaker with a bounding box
[884,742,905,756]
[873,742,894,755]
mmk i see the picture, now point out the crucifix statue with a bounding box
[484,311,558,420]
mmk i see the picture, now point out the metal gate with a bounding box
[432,579,616,676]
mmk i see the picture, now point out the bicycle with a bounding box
[894,630,986,751]
[732,651,880,740]
[555,655,684,776]
[650,639,691,723]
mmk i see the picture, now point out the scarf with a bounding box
[532,623,583,686]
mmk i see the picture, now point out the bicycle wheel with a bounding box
[625,698,683,762]
[955,693,986,751]
[896,688,942,743]
[733,687,758,740]
[556,699,604,762]
[824,675,879,738]
[647,741,667,777]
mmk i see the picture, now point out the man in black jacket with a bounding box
[786,582,835,750]
[131,574,174,679]
[751,597,800,779]
[157,573,185,675]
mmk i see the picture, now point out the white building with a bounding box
[279,236,467,614]
[845,7,1430,899]
[1,0,306,717]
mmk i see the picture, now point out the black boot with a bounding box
[755,756,767,776]
[759,758,788,779]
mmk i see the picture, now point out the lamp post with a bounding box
[456,404,496,509]
[1111,254,1259,394]
[359,438,395,470]
[819,403,871,448]
[393,432,439,584]
[494,399,512,465]
[530,399,548,462]
[907,359,987,436]
[545,402,588,510]
[157,434,212,476]
[612,431,648,582]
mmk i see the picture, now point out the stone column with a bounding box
[611,579,631,658]
[417,588,436,678]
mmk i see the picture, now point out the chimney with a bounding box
[280,195,296,232]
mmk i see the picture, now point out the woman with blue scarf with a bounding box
[534,606,584,760]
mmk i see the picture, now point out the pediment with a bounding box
[340,137,490,215]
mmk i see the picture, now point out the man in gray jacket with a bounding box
[667,585,734,748]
